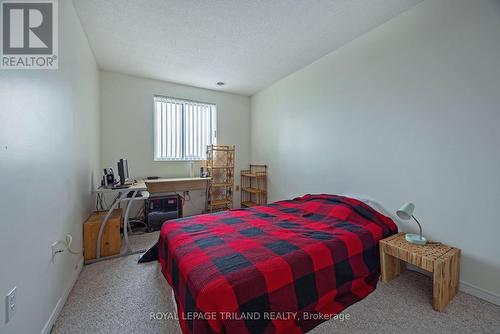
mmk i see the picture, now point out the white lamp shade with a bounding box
[396,202,415,220]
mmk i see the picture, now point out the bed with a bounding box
[147,194,397,334]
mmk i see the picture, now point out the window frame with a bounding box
[153,95,217,162]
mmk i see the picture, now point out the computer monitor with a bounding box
[117,158,129,185]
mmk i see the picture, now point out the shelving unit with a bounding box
[206,145,235,212]
[241,164,267,208]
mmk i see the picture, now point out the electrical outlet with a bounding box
[5,287,17,323]
[51,241,66,263]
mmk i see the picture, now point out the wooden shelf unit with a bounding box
[241,164,267,208]
[206,145,235,212]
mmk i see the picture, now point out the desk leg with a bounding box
[380,243,406,282]
[96,191,124,259]
[122,191,137,254]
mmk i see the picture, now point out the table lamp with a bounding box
[396,202,427,245]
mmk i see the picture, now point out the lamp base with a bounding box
[405,233,427,245]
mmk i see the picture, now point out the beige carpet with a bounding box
[52,232,500,334]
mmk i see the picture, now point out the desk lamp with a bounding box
[396,202,427,245]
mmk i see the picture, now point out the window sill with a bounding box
[154,158,206,162]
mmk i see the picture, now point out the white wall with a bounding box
[251,0,500,300]
[100,72,251,215]
[0,1,100,333]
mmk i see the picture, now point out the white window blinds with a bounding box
[154,96,217,161]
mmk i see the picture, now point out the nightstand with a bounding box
[379,232,461,311]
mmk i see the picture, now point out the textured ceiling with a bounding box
[73,0,422,96]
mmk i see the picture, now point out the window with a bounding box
[154,96,217,161]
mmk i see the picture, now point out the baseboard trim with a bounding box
[41,257,83,334]
[406,265,500,307]
[459,280,500,306]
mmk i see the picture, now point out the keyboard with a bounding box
[112,184,131,189]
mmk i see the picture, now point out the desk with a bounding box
[145,177,210,193]
[145,177,211,212]
[90,177,211,263]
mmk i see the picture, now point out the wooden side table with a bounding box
[379,233,460,311]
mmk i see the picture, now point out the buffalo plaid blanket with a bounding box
[156,194,397,334]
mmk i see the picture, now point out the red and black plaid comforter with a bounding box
[158,194,397,334]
